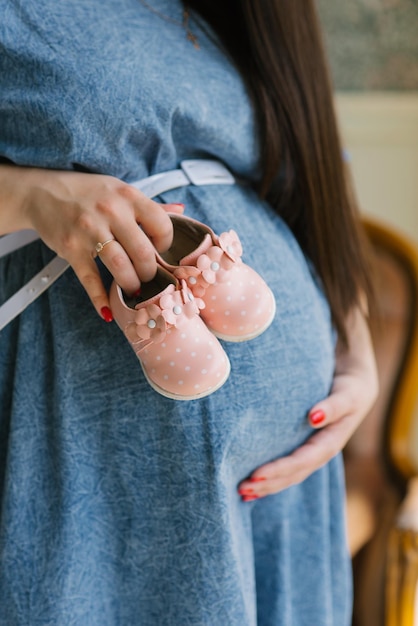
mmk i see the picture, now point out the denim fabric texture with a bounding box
[0,1,352,624]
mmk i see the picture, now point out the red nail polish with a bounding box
[238,488,256,496]
[100,306,113,323]
[133,287,142,297]
[310,409,326,425]
[242,495,259,502]
[249,476,266,483]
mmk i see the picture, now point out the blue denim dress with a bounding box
[0,1,352,624]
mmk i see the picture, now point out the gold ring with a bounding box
[95,239,115,254]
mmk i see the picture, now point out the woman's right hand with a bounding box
[0,164,183,320]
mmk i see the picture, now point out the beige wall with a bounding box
[335,92,418,242]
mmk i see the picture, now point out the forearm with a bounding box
[334,303,376,380]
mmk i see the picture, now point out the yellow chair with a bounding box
[344,216,418,626]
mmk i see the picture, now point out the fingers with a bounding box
[238,359,379,500]
[95,238,143,295]
[308,316,379,431]
[111,201,183,284]
[73,199,184,316]
[116,184,181,251]
[71,257,114,322]
[309,369,378,432]
[308,379,354,429]
[95,194,183,290]
[86,196,183,317]
[239,380,374,499]
[238,377,377,501]
[238,416,355,500]
[131,192,175,253]
[22,169,188,322]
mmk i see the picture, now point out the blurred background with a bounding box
[317,0,418,241]
[316,5,418,624]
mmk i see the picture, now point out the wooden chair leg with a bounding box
[386,526,403,626]
[386,478,418,626]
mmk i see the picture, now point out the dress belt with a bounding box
[0,159,235,331]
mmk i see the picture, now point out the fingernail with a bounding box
[172,203,185,208]
[249,476,266,483]
[100,306,113,323]
[310,409,326,425]
[238,488,256,496]
[242,495,259,502]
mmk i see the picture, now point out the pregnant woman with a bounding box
[0,1,378,624]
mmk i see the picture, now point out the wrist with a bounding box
[0,164,39,233]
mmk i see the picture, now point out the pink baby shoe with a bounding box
[157,214,276,342]
[109,267,231,401]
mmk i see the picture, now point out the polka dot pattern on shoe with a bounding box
[198,263,275,341]
[138,316,230,398]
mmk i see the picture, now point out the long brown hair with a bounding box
[187,0,373,343]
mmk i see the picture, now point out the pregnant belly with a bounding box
[160,186,337,480]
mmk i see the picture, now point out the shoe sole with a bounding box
[112,316,232,401]
[139,357,231,401]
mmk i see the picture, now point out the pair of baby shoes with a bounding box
[109,214,276,400]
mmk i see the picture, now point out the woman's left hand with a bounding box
[237,306,379,500]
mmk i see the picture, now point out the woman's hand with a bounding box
[238,306,379,500]
[0,165,183,320]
